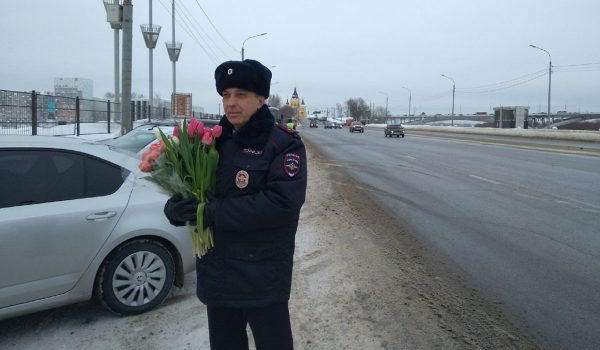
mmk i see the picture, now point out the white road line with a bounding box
[469,174,501,185]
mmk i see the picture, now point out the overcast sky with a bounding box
[2,0,599,115]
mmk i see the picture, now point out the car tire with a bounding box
[96,239,175,316]
[402,134,405,138]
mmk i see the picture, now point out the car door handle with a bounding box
[86,211,117,221]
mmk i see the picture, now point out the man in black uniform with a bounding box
[164,59,307,350]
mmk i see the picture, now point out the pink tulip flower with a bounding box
[138,160,153,172]
[211,125,223,138]
[187,118,198,139]
[201,130,213,145]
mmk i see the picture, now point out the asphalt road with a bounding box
[301,126,600,350]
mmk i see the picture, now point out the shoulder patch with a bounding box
[283,152,301,177]
[276,124,301,139]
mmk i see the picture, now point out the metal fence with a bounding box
[0,89,120,136]
[0,89,220,136]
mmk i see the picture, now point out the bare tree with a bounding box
[104,92,115,99]
[335,103,344,118]
[267,94,282,108]
[373,106,388,123]
[345,98,369,120]
[280,105,294,119]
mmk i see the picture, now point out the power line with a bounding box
[456,68,547,92]
[458,71,548,94]
[177,0,230,59]
[174,2,222,62]
[193,0,238,53]
[554,61,600,68]
[157,0,220,64]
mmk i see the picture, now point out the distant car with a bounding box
[349,121,364,133]
[384,123,405,138]
[324,122,333,129]
[104,119,219,157]
[332,122,343,129]
[0,136,196,320]
[309,121,318,128]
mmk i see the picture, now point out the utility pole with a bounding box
[529,44,552,127]
[441,74,455,126]
[121,0,133,134]
[378,91,389,121]
[402,86,411,117]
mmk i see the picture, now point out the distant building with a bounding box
[53,78,94,121]
[54,77,93,98]
[494,106,529,128]
[285,87,307,120]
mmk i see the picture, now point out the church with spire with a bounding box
[285,87,307,120]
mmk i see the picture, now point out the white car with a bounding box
[105,119,220,157]
[0,136,196,320]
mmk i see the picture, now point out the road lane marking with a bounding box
[469,174,501,185]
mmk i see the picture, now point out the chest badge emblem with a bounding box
[235,170,249,189]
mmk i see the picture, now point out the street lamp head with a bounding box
[241,33,268,60]
[441,74,455,85]
[103,0,122,29]
[529,44,551,59]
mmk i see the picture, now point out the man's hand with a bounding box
[163,193,199,226]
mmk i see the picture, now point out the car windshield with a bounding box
[104,119,219,154]
[105,130,158,154]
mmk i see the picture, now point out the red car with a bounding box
[349,121,364,133]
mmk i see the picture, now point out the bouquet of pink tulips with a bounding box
[139,118,222,257]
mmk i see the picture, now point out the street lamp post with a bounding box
[378,91,389,122]
[141,0,161,121]
[103,0,122,122]
[241,32,267,60]
[402,86,411,118]
[440,74,455,126]
[529,44,552,127]
[166,0,182,99]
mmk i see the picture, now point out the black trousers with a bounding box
[206,302,294,350]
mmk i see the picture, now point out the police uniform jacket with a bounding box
[198,104,307,308]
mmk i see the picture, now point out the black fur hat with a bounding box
[214,59,272,98]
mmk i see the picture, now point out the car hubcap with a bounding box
[112,251,167,307]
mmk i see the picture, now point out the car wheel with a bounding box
[96,239,175,316]
[402,134,405,138]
